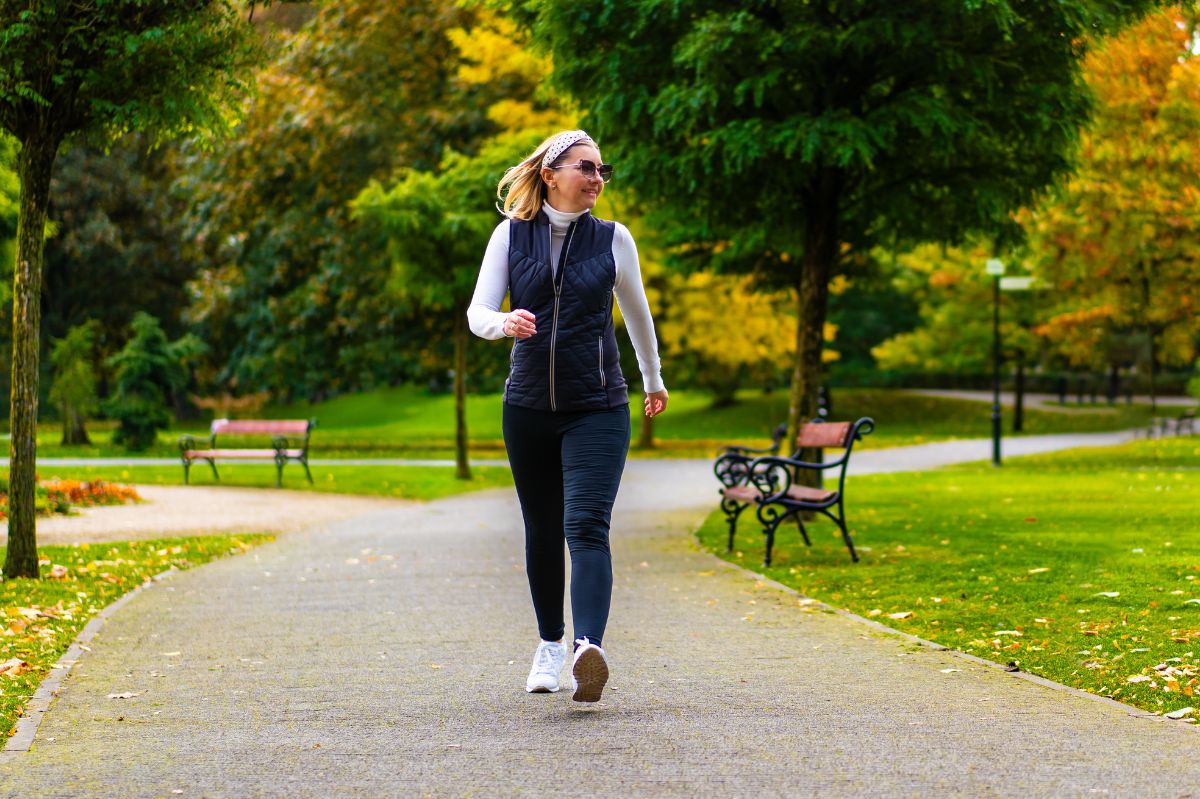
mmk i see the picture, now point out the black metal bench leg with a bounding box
[794,514,811,546]
[721,498,747,552]
[832,503,859,562]
[207,459,219,482]
[302,458,313,485]
[275,456,285,488]
[182,459,190,485]
[763,520,776,568]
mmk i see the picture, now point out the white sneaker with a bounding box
[525,640,567,693]
[571,638,609,703]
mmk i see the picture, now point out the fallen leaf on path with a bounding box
[107,691,143,699]
[160,652,181,657]
[940,668,961,674]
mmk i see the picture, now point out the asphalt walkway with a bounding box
[1,434,1197,797]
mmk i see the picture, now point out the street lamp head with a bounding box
[985,258,1006,276]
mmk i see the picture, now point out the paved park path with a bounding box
[2,431,1198,798]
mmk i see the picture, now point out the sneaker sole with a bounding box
[526,683,560,694]
[571,648,608,703]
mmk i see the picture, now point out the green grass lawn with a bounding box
[695,437,1200,716]
[0,535,272,738]
[23,463,514,502]
[28,386,1158,460]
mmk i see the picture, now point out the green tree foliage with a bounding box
[1021,8,1200,409]
[43,135,200,361]
[104,313,205,453]
[0,0,260,578]
[48,320,100,446]
[873,244,1041,375]
[518,0,1162,451]
[354,133,540,478]
[184,0,495,399]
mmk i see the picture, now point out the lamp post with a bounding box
[985,258,1005,466]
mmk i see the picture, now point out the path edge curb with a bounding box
[0,567,180,761]
[691,524,1198,733]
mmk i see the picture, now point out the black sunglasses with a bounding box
[549,159,614,183]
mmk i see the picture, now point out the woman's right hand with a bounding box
[503,309,537,338]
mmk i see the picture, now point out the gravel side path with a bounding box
[0,486,405,547]
[1,456,1197,798]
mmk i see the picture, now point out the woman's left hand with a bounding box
[644,389,668,418]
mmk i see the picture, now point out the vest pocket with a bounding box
[598,336,606,388]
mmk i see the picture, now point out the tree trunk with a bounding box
[1147,329,1158,414]
[61,406,91,446]
[1013,355,1025,433]
[787,172,840,486]
[453,311,471,481]
[5,137,60,580]
[637,412,654,449]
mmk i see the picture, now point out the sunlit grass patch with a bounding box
[695,437,1200,717]
[0,534,273,738]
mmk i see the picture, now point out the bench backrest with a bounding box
[796,421,852,450]
[211,419,311,436]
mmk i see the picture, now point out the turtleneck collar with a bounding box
[543,201,587,232]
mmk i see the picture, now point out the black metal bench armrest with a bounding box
[714,452,756,487]
[179,434,201,453]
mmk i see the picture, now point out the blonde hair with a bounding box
[496,131,596,221]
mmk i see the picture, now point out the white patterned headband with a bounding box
[541,130,595,168]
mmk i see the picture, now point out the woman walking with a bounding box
[467,130,667,703]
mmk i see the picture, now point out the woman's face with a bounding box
[542,143,605,213]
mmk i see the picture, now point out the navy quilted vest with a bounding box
[504,210,628,411]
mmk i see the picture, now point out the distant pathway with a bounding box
[2,432,1197,797]
[906,387,1195,413]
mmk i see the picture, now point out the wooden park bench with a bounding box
[1145,407,1197,438]
[714,417,874,566]
[179,418,316,487]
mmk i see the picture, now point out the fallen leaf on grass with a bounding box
[47,564,69,580]
[888,611,914,620]
[107,691,143,699]
[994,631,1023,636]
[1184,600,1200,606]
[868,609,882,617]
[0,658,31,678]
[1094,592,1120,598]
[1127,675,1153,683]
[1166,707,1195,720]
[1028,568,1050,574]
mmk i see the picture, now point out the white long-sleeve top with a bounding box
[467,202,665,394]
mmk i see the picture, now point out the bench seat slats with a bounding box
[722,484,837,504]
[184,449,306,459]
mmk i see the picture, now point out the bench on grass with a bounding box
[179,418,316,487]
[1145,407,1197,438]
[714,417,874,566]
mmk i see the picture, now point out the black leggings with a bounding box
[502,402,630,648]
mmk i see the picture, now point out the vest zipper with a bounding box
[549,221,577,411]
[598,336,606,388]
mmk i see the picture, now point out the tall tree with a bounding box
[183,0,494,400]
[1022,8,1200,410]
[0,0,257,579]
[518,0,1161,451]
[353,133,543,479]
